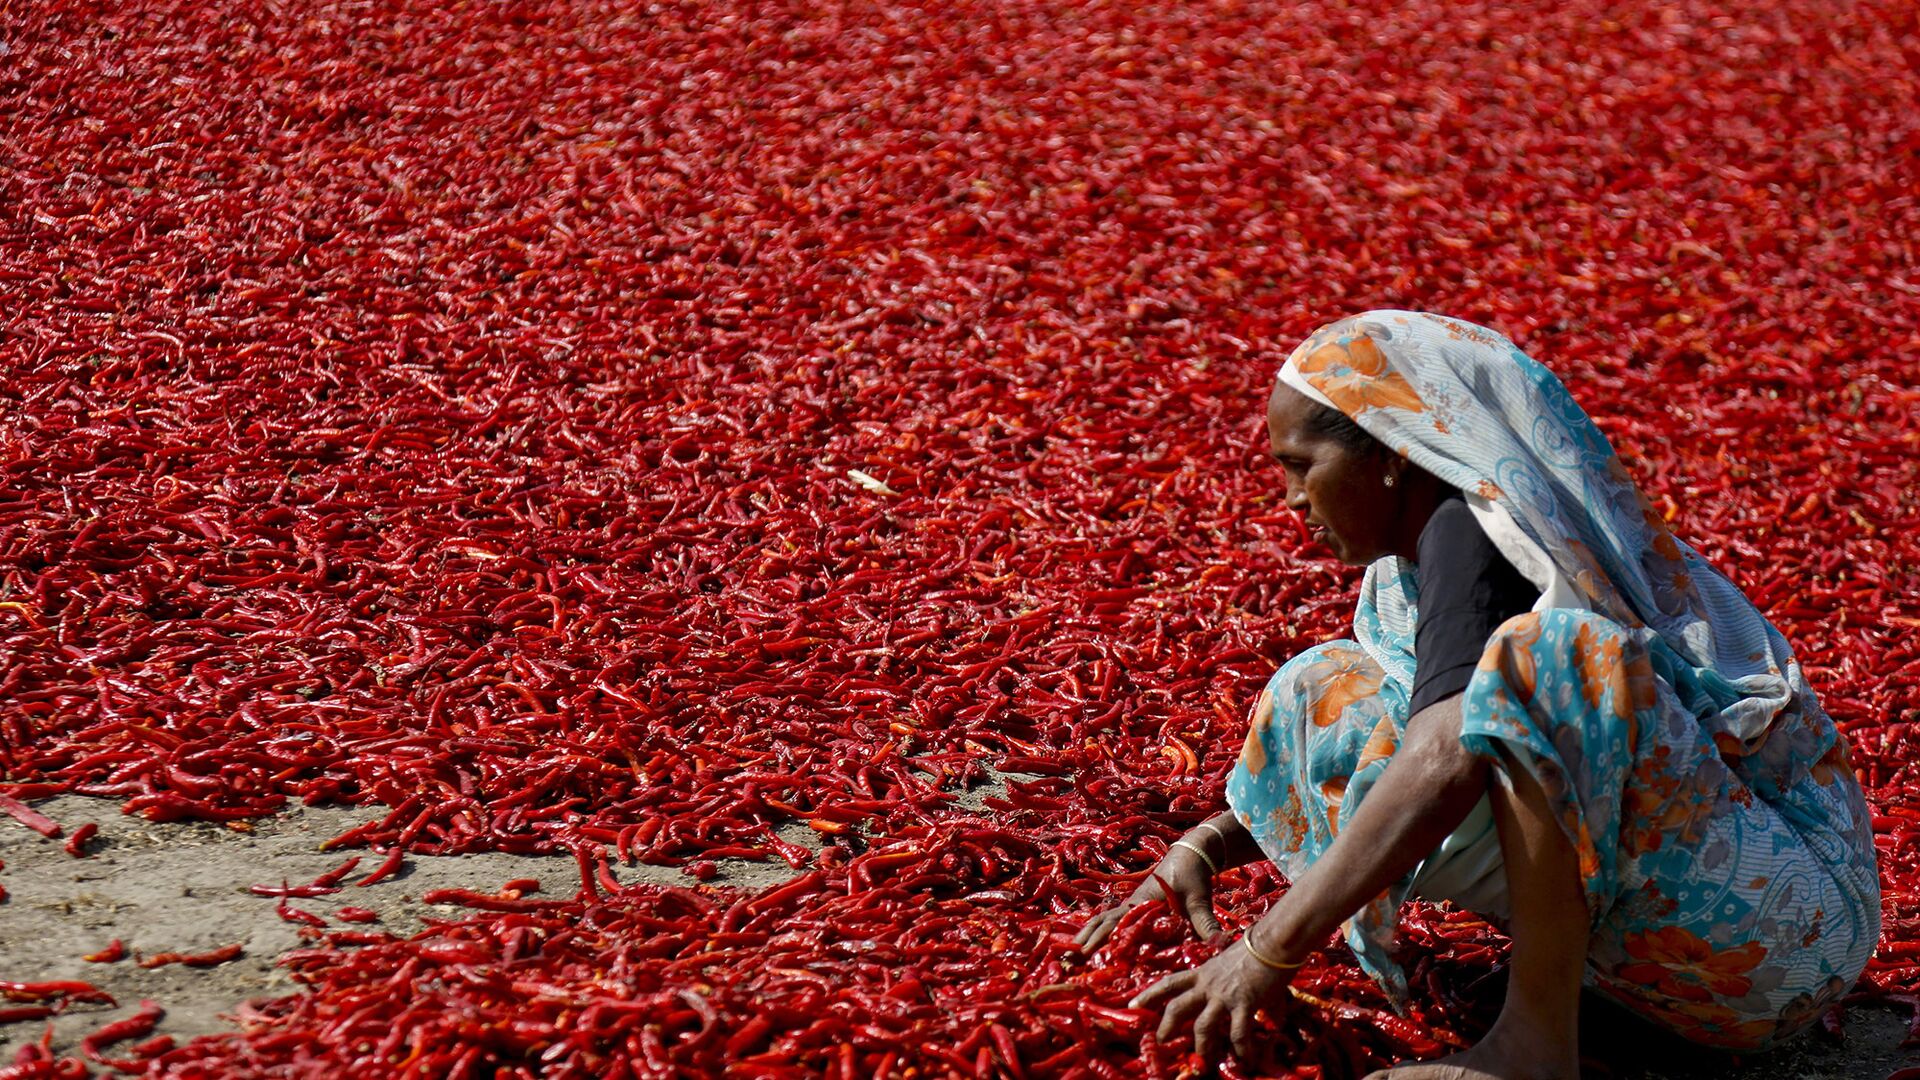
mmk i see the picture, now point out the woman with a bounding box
[1075,311,1880,1079]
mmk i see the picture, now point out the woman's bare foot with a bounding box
[1363,1019,1579,1080]
[1369,748,1586,1080]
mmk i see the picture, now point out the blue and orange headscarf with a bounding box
[1278,310,1829,798]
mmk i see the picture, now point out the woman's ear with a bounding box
[1381,452,1406,488]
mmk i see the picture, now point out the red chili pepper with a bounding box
[0,796,61,840]
[0,981,114,1006]
[136,943,244,969]
[420,888,550,913]
[277,900,328,928]
[82,940,126,964]
[334,906,379,923]
[250,880,340,899]
[80,999,164,1065]
[355,848,405,887]
[129,1034,175,1058]
[309,856,363,889]
[62,823,98,857]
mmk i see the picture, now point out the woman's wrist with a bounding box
[1163,812,1264,879]
[1167,837,1218,874]
[1195,811,1263,872]
[1239,932,1306,972]
[1242,914,1313,970]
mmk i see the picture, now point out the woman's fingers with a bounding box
[1201,1005,1237,1062]
[1229,1002,1256,1063]
[1154,987,1207,1043]
[1182,999,1228,1060]
[1181,887,1222,940]
[1072,911,1106,949]
[1074,908,1121,951]
[1130,969,1195,1011]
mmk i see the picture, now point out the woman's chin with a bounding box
[1318,532,1356,564]
[1326,538,1378,566]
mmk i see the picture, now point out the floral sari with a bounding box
[1225,311,1879,1048]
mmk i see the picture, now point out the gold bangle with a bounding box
[1241,934,1306,971]
[1193,819,1228,849]
[1169,839,1217,873]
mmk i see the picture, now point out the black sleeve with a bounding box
[1407,493,1541,717]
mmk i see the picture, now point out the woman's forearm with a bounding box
[1242,694,1488,962]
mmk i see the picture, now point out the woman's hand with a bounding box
[1074,841,1222,953]
[1131,937,1298,1065]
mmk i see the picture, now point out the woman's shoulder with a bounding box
[1416,488,1477,557]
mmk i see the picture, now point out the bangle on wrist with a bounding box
[1169,838,1217,873]
[1240,933,1306,971]
[1193,819,1228,850]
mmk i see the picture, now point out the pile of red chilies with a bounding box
[134,837,1510,1078]
[2,0,1917,1075]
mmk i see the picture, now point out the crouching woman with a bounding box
[1076,311,1880,1079]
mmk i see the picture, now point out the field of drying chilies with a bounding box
[2,0,1919,1077]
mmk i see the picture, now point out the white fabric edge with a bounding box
[1463,492,1584,613]
[1278,354,1339,411]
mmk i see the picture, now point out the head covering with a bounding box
[1278,310,1817,773]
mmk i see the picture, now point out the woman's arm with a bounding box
[1132,694,1488,1062]
[1242,693,1486,962]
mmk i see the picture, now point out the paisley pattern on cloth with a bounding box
[1225,311,1879,1049]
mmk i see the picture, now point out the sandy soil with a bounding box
[1,792,1913,1078]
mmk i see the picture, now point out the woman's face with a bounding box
[1265,381,1402,565]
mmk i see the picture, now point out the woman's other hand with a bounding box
[1074,835,1223,953]
[1131,936,1298,1065]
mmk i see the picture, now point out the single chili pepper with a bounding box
[80,999,164,1065]
[334,906,379,923]
[129,1034,174,1058]
[62,823,98,857]
[250,880,341,899]
[1287,986,1444,1057]
[420,888,551,913]
[277,900,328,928]
[355,848,405,887]
[82,940,126,963]
[0,797,61,840]
[309,856,363,889]
[0,982,114,1006]
[136,943,244,969]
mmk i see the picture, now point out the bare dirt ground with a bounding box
[1,792,1913,1078]
[0,794,806,1062]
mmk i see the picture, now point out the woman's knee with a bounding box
[1477,609,1654,722]
[1239,641,1364,777]
[1268,639,1399,731]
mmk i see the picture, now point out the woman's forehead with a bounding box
[1266,381,1320,450]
